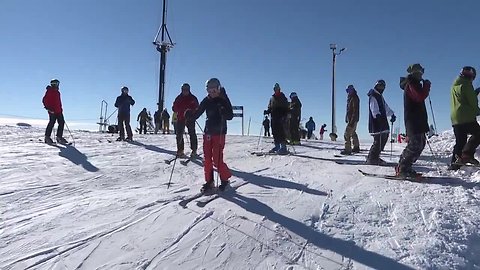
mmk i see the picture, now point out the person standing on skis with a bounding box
[396,64,431,177]
[114,86,135,141]
[190,78,233,193]
[172,83,199,157]
[305,117,316,139]
[262,116,271,137]
[42,78,68,144]
[264,83,289,154]
[341,84,360,155]
[288,92,302,145]
[137,108,149,134]
[366,79,396,165]
[449,66,480,169]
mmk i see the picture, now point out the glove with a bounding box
[390,114,396,123]
[45,107,54,114]
[263,110,269,115]
[423,79,431,90]
[184,109,193,120]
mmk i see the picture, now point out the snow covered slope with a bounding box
[1,125,479,269]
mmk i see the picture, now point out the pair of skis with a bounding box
[165,154,202,165]
[179,180,248,208]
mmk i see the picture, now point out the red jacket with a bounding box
[42,86,63,114]
[173,92,199,122]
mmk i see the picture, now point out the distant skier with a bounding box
[154,108,162,134]
[305,117,316,139]
[341,85,360,155]
[319,124,327,140]
[366,80,396,165]
[262,116,271,137]
[161,108,170,134]
[42,78,68,144]
[173,83,199,157]
[114,86,135,141]
[137,108,149,134]
[396,64,431,177]
[288,92,302,145]
[449,66,480,170]
[190,78,233,193]
[264,83,289,154]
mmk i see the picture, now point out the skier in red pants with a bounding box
[190,78,234,193]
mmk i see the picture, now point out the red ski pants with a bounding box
[203,134,232,182]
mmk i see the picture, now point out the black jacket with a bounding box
[194,91,233,135]
[400,75,430,136]
[289,97,302,122]
[266,92,289,120]
[368,89,392,134]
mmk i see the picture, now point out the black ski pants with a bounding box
[263,125,270,136]
[290,118,300,142]
[398,133,426,172]
[139,120,147,134]
[118,114,133,139]
[367,132,389,161]
[271,117,286,145]
[451,121,480,163]
[176,120,197,152]
[45,113,65,138]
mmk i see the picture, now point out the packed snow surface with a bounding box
[1,125,480,269]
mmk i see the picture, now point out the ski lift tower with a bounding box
[153,0,174,113]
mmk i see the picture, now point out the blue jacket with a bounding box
[115,93,135,116]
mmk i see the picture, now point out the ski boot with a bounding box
[56,136,69,144]
[45,136,54,144]
[340,149,352,155]
[218,181,230,191]
[269,143,280,153]
[116,137,124,141]
[201,181,215,193]
[352,147,361,153]
[277,144,289,155]
[190,150,199,158]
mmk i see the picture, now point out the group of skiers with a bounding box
[42,64,480,188]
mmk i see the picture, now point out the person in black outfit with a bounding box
[262,116,271,136]
[288,92,302,145]
[264,83,289,154]
[114,86,135,141]
[137,108,149,134]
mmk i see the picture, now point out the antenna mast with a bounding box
[153,0,174,113]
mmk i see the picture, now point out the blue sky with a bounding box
[1,0,479,138]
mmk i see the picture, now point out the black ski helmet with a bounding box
[121,86,129,93]
[206,78,221,90]
[50,79,60,86]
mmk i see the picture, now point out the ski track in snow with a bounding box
[1,126,480,269]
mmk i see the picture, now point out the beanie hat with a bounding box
[375,79,386,87]
[273,83,280,91]
[460,66,476,80]
[121,86,129,93]
[290,92,297,98]
[346,84,355,93]
[407,63,424,74]
[181,83,190,90]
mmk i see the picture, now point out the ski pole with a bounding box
[257,120,263,150]
[390,121,394,161]
[166,155,178,189]
[428,96,438,135]
[64,120,75,147]
[425,135,442,173]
